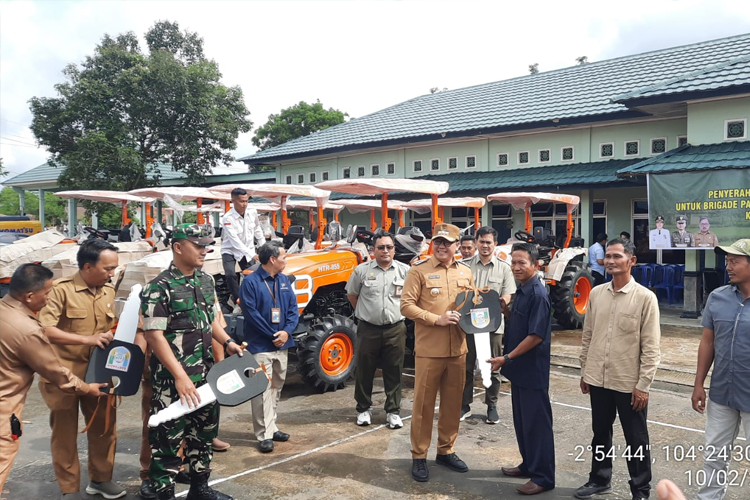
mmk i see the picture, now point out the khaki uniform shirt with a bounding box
[400,255,474,358]
[0,295,89,427]
[465,254,516,333]
[346,259,410,325]
[580,277,661,393]
[694,231,719,248]
[39,272,116,379]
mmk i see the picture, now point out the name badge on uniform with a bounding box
[394,285,403,297]
[271,308,281,324]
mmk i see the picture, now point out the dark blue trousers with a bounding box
[511,385,556,489]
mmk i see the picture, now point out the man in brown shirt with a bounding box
[38,239,125,500]
[577,238,661,500]
[401,223,474,483]
[0,264,106,496]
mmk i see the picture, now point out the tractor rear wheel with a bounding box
[550,264,593,329]
[297,315,358,392]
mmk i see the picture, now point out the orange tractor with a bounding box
[486,192,593,329]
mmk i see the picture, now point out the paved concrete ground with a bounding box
[6,317,748,500]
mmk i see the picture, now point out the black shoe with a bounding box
[574,482,612,499]
[175,470,190,484]
[411,458,429,482]
[259,439,274,453]
[272,430,290,442]
[139,480,157,499]
[186,473,233,500]
[486,406,500,424]
[459,405,471,421]
[435,452,469,473]
[156,486,176,500]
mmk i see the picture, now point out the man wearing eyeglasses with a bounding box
[401,223,475,483]
[460,226,516,425]
[346,233,410,429]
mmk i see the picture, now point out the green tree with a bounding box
[529,63,539,74]
[0,158,6,178]
[29,21,252,191]
[252,100,348,151]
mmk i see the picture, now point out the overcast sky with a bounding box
[1,0,749,181]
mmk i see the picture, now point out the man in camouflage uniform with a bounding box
[141,224,243,500]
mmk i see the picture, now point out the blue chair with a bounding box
[673,265,685,303]
[640,265,654,288]
[644,263,659,286]
[632,266,643,285]
[653,265,676,304]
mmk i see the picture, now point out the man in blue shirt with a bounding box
[589,233,607,286]
[489,242,555,495]
[692,238,750,500]
[240,241,299,453]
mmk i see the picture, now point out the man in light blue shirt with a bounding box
[588,233,607,286]
[692,239,750,500]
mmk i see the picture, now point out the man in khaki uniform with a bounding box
[401,223,474,482]
[346,232,410,429]
[0,264,106,496]
[38,239,125,500]
[694,217,720,248]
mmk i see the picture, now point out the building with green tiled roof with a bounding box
[239,32,750,317]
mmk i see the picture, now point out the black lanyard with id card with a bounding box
[264,278,281,324]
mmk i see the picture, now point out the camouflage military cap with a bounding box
[172,223,215,246]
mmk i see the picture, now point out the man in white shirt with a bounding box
[648,215,671,249]
[221,187,264,306]
[588,233,607,286]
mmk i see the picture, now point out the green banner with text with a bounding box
[647,169,750,250]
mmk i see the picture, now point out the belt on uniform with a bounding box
[358,319,405,330]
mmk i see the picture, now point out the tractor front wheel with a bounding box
[297,315,358,392]
[550,264,593,329]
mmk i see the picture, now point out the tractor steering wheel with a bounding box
[84,226,109,240]
[514,230,537,244]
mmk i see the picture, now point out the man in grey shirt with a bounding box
[346,232,410,429]
[692,239,750,500]
[460,226,515,424]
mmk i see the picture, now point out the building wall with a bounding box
[687,96,750,145]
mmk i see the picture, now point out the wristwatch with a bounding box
[223,338,236,350]
[504,354,512,364]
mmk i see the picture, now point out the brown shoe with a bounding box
[212,437,231,452]
[501,466,528,477]
[516,480,551,495]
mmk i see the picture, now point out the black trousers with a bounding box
[592,271,605,287]
[511,385,555,489]
[354,321,406,414]
[588,385,652,499]
[222,253,250,306]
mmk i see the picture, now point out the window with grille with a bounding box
[358,166,365,177]
[466,156,476,168]
[448,157,457,169]
[372,164,380,176]
[497,153,508,166]
[678,136,688,147]
[539,149,550,163]
[725,119,746,140]
[343,168,351,179]
[309,172,316,183]
[518,151,529,164]
[651,138,666,155]
[387,163,395,175]
[431,159,439,171]
[285,175,292,184]
[625,141,639,156]
[413,160,422,172]
[600,143,614,158]
[562,147,574,161]
[322,171,329,181]
[297,174,304,184]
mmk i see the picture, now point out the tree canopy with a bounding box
[252,100,348,151]
[29,21,252,191]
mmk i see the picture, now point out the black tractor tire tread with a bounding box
[550,263,593,329]
[297,315,358,393]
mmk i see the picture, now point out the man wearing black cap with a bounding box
[671,215,695,248]
[692,239,750,500]
[649,215,671,249]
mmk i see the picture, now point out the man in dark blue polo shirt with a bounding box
[489,242,555,495]
[239,241,299,453]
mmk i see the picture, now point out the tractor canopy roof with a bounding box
[285,200,344,212]
[401,197,486,214]
[55,190,155,204]
[335,199,405,214]
[129,186,230,202]
[210,183,331,207]
[315,178,448,196]
[487,192,580,213]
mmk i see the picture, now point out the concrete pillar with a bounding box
[13,188,25,215]
[92,212,99,229]
[580,189,593,248]
[38,189,45,226]
[156,201,163,227]
[67,198,77,237]
[682,250,701,318]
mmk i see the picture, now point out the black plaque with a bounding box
[456,289,502,334]
[206,352,269,406]
[85,340,146,396]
